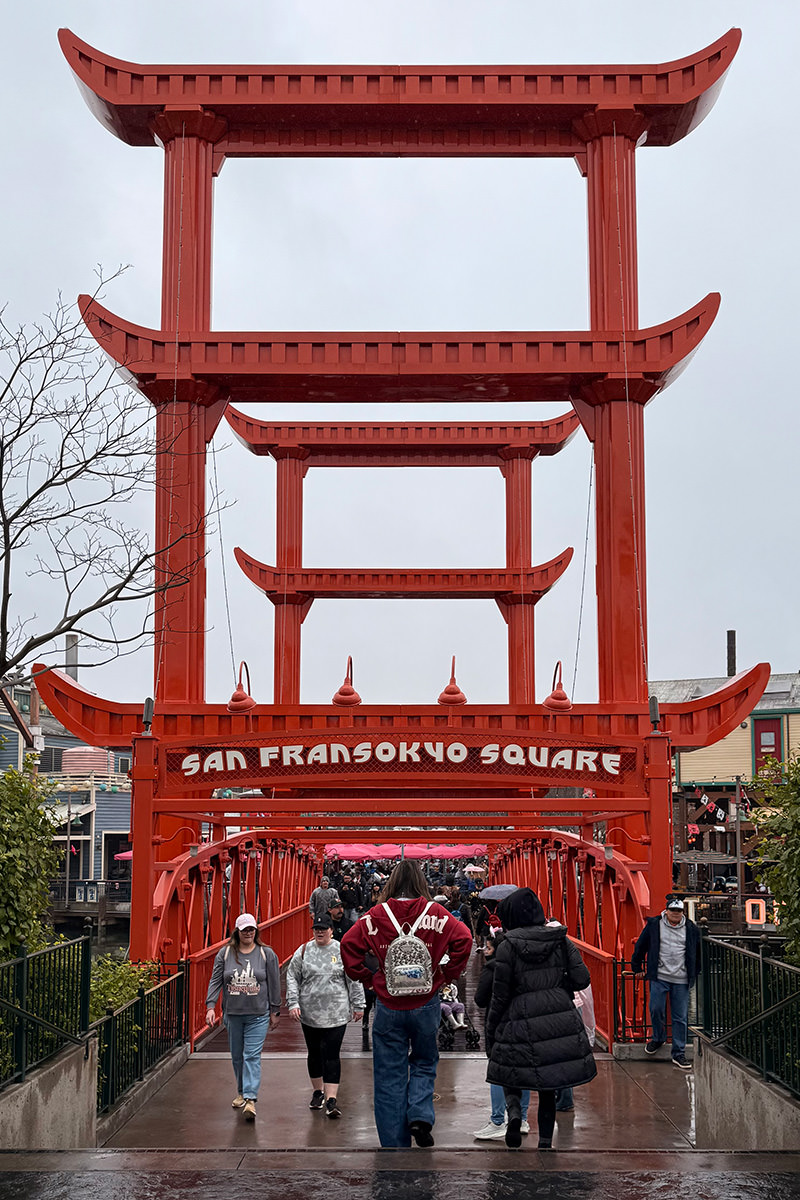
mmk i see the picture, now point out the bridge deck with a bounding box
[3,953,799,1196]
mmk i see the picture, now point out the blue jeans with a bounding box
[490,1083,530,1125]
[225,1012,269,1100]
[372,995,441,1147]
[649,979,689,1056]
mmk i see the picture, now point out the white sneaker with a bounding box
[520,1120,530,1134]
[474,1121,508,1140]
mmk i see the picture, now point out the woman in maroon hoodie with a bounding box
[341,860,472,1148]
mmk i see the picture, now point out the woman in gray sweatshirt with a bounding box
[205,913,281,1121]
[287,914,365,1118]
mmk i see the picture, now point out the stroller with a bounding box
[437,982,481,1050]
[438,1006,481,1051]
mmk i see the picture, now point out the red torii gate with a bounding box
[33,29,766,984]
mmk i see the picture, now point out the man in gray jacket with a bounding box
[631,897,700,1070]
[308,877,340,922]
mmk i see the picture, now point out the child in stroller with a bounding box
[438,982,481,1050]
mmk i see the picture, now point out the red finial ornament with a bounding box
[227,661,256,712]
[332,656,361,706]
[438,656,467,705]
[542,661,572,711]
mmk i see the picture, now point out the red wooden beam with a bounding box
[59,29,740,154]
[80,294,719,406]
[226,410,579,465]
[32,662,770,754]
[234,546,573,602]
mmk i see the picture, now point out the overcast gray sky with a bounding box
[2,2,797,708]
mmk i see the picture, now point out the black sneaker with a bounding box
[309,1090,325,1110]
[409,1120,434,1147]
[672,1054,692,1071]
[645,1039,665,1055]
[325,1097,342,1119]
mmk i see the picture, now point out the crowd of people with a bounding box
[205,860,694,1150]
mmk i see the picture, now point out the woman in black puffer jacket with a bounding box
[486,888,596,1150]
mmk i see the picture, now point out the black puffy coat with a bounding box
[485,924,597,1092]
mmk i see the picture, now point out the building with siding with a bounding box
[650,671,800,890]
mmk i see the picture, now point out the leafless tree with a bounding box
[0,275,214,684]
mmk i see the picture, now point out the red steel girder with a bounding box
[59,28,740,155]
[80,294,719,406]
[234,546,572,603]
[33,661,769,754]
[226,411,579,466]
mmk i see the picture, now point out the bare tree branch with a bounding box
[0,273,226,681]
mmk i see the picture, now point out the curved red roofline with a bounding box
[225,407,580,460]
[59,28,741,152]
[30,661,769,754]
[78,293,720,406]
[233,545,574,603]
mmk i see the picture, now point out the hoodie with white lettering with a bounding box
[340,897,473,1010]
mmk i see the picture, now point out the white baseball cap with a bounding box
[235,913,258,931]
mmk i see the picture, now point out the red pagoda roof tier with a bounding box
[80,294,719,405]
[226,411,579,465]
[234,547,573,602]
[32,662,769,755]
[59,29,740,156]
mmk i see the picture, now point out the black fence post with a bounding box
[104,1006,116,1110]
[699,921,711,1035]
[136,987,146,1082]
[177,963,187,1045]
[13,944,28,1084]
[79,930,92,1035]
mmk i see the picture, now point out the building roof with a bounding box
[650,672,800,713]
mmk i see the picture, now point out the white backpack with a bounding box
[382,901,434,997]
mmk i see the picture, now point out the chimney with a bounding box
[65,634,79,681]
[726,630,736,678]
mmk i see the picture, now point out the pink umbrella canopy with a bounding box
[325,843,486,861]
[114,850,133,860]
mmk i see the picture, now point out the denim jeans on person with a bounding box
[224,1012,269,1100]
[649,978,690,1056]
[371,994,441,1147]
[490,1083,530,1126]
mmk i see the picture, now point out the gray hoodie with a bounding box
[657,912,688,983]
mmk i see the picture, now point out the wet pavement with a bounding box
[2,951,799,1195]
[2,1164,800,1199]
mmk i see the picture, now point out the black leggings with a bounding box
[504,1087,556,1141]
[301,1023,347,1084]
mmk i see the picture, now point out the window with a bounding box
[117,756,132,775]
[39,747,63,773]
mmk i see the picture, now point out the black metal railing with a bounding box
[697,934,799,1099]
[48,879,132,907]
[0,936,91,1086]
[93,968,186,1113]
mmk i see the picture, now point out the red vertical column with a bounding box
[273,449,312,704]
[498,450,536,704]
[575,111,649,705]
[149,108,227,706]
[129,734,157,961]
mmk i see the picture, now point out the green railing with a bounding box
[93,968,187,1114]
[697,933,800,1099]
[0,936,91,1087]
